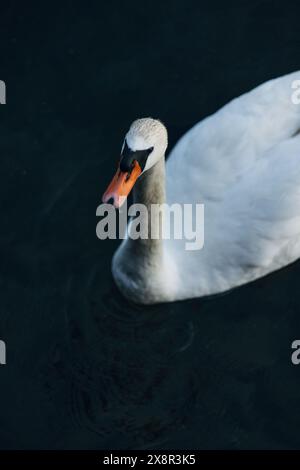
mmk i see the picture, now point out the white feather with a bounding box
[164,71,300,301]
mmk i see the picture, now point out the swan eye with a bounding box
[120,142,154,172]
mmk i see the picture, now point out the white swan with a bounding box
[102,71,300,304]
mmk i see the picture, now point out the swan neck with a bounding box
[112,155,168,303]
[133,156,166,207]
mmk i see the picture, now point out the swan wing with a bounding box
[164,72,300,299]
[215,135,300,274]
[167,71,300,206]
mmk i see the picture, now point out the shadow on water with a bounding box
[36,257,300,450]
[51,270,206,450]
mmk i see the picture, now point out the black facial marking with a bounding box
[120,140,153,172]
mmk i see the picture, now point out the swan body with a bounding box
[103,72,300,304]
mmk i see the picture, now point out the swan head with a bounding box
[102,118,168,208]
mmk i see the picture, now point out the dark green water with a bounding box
[1,0,300,449]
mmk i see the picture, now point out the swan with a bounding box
[102,71,300,304]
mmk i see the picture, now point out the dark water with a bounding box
[1,0,300,450]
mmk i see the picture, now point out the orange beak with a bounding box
[102,160,142,208]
